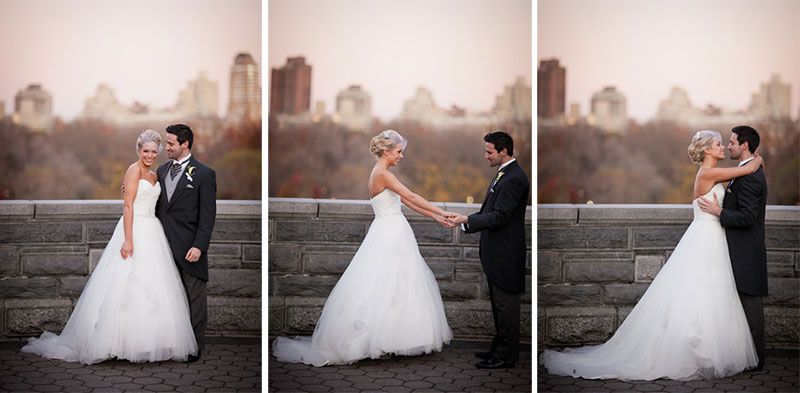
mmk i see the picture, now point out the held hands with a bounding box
[437,212,468,228]
[185,247,202,263]
[697,194,722,216]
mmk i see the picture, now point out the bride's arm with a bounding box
[380,171,448,218]
[400,195,448,224]
[121,165,141,260]
[700,155,763,183]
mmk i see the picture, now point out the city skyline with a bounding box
[0,0,261,121]
[269,0,532,122]
[538,0,799,122]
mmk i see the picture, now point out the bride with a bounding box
[540,130,763,380]
[272,129,454,366]
[22,130,197,364]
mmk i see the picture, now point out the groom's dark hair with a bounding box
[166,124,194,150]
[731,125,759,153]
[484,131,514,156]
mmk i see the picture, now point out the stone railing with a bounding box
[0,200,261,340]
[268,198,534,342]
[538,204,800,349]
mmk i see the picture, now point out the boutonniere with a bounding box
[185,166,196,182]
[496,171,505,181]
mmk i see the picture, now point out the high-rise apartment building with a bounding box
[270,56,311,116]
[537,59,566,118]
[227,52,262,125]
[177,71,219,117]
[14,84,53,132]
[590,86,627,133]
[493,76,532,122]
[335,85,372,131]
[749,74,792,120]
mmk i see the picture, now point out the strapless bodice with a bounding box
[692,183,725,222]
[370,188,402,218]
[133,179,160,218]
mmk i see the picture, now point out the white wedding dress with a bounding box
[22,179,197,365]
[272,188,453,366]
[540,183,758,380]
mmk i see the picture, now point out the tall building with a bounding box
[270,56,311,116]
[335,85,372,131]
[749,74,791,120]
[81,84,131,123]
[177,71,219,117]
[13,84,53,132]
[493,76,532,122]
[537,59,566,118]
[589,86,627,133]
[400,87,446,122]
[0,101,5,119]
[227,52,262,125]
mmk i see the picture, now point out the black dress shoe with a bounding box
[475,351,494,360]
[186,350,202,363]
[476,357,516,369]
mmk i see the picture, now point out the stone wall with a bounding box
[538,204,800,349]
[268,198,534,342]
[0,200,261,340]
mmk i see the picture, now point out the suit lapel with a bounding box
[167,157,194,209]
[479,161,517,212]
[158,162,170,206]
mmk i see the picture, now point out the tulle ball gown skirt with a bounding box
[21,214,198,365]
[540,218,758,380]
[272,212,453,366]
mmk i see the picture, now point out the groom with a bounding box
[157,124,217,362]
[698,125,768,370]
[447,131,530,369]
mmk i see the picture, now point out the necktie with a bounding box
[170,161,183,180]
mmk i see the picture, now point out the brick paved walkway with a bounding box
[537,349,799,393]
[268,339,533,392]
[0,337,261,392]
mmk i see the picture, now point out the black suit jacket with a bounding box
[720,167,768,296]
[156,157,217,281]
[465,160,530,294]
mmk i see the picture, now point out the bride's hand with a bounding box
[121,240,133,259]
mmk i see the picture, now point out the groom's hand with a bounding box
[697,195,722,216]
[185,247,202,263]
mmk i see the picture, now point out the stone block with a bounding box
[419,247,460,259]
[86,221,117,243]
[764,307,798,346]
[318,200,372,218]
[35,201,122,218]
[616,306,634,328]
[268,297,284,333]
[457,230,480,246]
[0,222,83,244]
[275,220,365,243]
[89,248,104,273]
[425,260,454,280]
[408,222,454,245]
[766,226,799,249]
[268,244,301,273]
[207,269,261,297]
[765,278,799,306]
[0,201,34,219]
[22,255,88,276]
[579,205,692,224]
[443,302,494,338]
[58,276,89,297]
[211,220,261,242]
[268,199,318,217]
[633,226,689,249]
[538,227,628,250]
[208,297,260,333]
[635,254,665,282]
[538,284,602,306]
[5,298,73,335]
[0,248,19,276]
[603,284,650,305]
[284,298,326,333]
[454,271,481,282]
[0,277,59,298]
[538,308,546,346]
[564,252,634,261]
[215,200,261,218]
[463,247,480,259]
[438,281,480,300]
[522,276,532,303]
[208,244,241,257]
[537,253,560,284]
[274,275,338,297]
[564,261,633,283]
[304,253,354,274]
[243,244,261,262]
[545,306,616,345]
[20,245,88,255]
[537,205,578,224]
[208,256,240,268]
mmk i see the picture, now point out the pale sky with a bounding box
[0,0,261,121]
[538,0,800,122]
[268,0,533,121]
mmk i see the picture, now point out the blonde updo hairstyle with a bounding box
[687,130,721,164]
[369,129,408,157]
[136,129,163,153]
